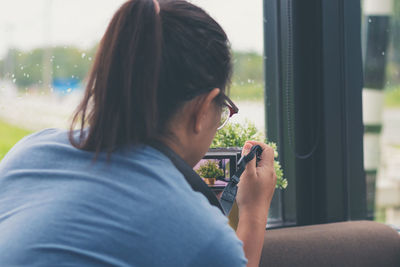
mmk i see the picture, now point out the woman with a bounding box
[0,0,276,266]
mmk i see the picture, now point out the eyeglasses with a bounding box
[218,93,239,130]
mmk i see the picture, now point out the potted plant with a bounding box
[196,160,225,186]
[211,121,287,189]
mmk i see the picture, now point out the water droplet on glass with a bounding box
[20,66,24,70]
[11,74,15,78]
[88,57,92,61]
[74,64,78,68]
[71,75,75,78]
[36,63,39,66]
[12,78,16,83]
[67,88,72,93]
[382,51,385,56]
[26,74,30,78]
[81,53,86,58]
[368,18,372,23]
[56,65,60,69]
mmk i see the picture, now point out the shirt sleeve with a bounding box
[187,226,248,267]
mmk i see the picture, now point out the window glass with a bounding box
[362,0,400,225]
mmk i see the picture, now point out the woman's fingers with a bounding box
[242,142,256,176]
[243,141,274,168]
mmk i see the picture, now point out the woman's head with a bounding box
[70,0,233,160]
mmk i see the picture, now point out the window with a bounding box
[363,0,400,226]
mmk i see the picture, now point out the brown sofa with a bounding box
[260,221,400,267]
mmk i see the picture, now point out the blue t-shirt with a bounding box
[0,129,247,266]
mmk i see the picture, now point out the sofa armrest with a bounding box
[260,221,400,267]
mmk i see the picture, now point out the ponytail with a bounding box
[69,0,162,155]
[69,0,232,157]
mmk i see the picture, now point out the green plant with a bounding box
[196,160,224,178]
[211,121,288,189]
[211,121,263,148]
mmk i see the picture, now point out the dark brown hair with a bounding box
[69,0,232,155]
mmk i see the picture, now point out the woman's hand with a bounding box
[236,141,277,225]
[235,141,277,267]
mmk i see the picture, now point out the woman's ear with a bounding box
[193,88,221,134]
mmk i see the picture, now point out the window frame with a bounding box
[264,0,367,228]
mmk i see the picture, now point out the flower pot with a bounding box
[203,177,216,185]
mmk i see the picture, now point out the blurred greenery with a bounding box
[229,82,263,101]
[0,120,32,161]
[0,45,97,89]
[0,47,264,100]
[385,87,400,107]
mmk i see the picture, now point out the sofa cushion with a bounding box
[260,221,400,267]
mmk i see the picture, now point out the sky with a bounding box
[0,0,264,59]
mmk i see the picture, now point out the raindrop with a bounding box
[20,66,24,70]
[74,64,78,68]
[382,51,385,56]
[81,53,86,58]
[368,18,372,23]
[67,88,72,93]
[11,74,15,78]
[27,74,30,78]
[88,57,92,61]
[56,65,60,69]
[36,63,39,66]
[12,78,16,83]
[71,75,75,78]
